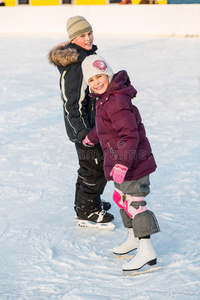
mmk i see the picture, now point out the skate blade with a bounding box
[113,254,134,260]
[123,265,163,276]
[77,220,115,230]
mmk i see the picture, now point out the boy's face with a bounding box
[88,74,109,95]
[71,31,93,50]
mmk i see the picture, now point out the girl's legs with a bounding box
[113,176,160,270]
[115,175,159,238]
[112,188,138,255]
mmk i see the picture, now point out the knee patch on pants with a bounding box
[124,195,147,219]
[113,189,124,209]
[132,210,160,238]
[120,209,133,228]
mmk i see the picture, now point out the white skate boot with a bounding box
[113,228,138,259]
[122,238,162,276]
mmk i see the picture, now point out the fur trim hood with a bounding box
[48,41,79,67]
[48,41,97,68]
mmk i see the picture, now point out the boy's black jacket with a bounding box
[48,41,97,143]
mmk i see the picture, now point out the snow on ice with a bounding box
[0,35,200,299]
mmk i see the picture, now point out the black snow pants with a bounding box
[74,142,107,219]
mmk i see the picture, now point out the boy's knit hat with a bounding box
[67,16,93,41]
[82,55,114,84]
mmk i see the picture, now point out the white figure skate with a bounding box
[122,238,162,276]
[113,228,138,259]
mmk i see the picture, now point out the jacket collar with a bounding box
[71,42,97,54]
[90,70,137,100]
[48,40,97,67]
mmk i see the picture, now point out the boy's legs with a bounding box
[75,143,111,220]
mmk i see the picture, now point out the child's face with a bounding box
[88,74,109,94]
[71,31,93,50]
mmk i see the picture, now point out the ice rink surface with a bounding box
[0,35,200,299]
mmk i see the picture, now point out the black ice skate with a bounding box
[100,200,111,211]
[74,200,111,220]
[77,210,115,230]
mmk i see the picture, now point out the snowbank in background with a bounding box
[0,4,199,36]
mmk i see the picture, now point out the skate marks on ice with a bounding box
[0,35,200,299]
[0,215,11,242]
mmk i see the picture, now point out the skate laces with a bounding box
[96,211,105,222]
[88,210,105,223]
[123,230,129,240]
[131,240,144,262]
[119,229,131,245]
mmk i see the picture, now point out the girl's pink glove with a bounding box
[110,164,128,184]
[82,135,94,146]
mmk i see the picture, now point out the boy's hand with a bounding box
[82,135,94,146]
[110,164,128,184]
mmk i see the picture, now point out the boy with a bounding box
[48,16,114,229]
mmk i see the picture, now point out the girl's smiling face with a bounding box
[71,31,93,50]
[88,74,109,94]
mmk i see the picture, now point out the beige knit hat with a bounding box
[82,55,114,84]
[67,16,93,41]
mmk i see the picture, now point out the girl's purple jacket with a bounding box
[88,70,157,181]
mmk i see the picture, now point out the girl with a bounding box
[82,54,160,272]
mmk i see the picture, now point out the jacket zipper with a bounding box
[107,142,117,159]
[91,100,95,126]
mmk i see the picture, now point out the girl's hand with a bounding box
[110,164,128,184]
[82,135,94,146]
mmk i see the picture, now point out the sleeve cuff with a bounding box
[77,129,90,142]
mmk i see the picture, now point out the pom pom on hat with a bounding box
[67,16,93,41]
[82,55,114,84]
